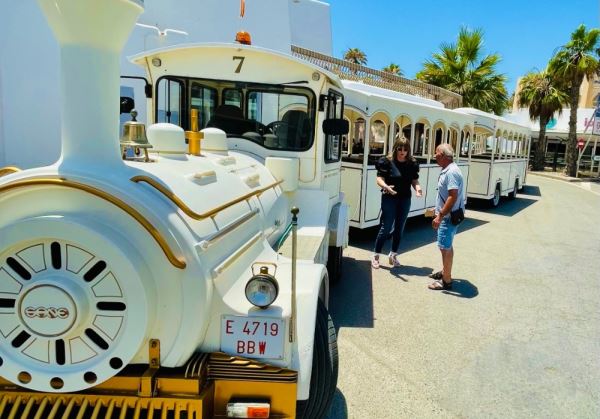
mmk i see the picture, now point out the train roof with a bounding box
[456,107,531,135]
[130,42,344,89]
[342,81,474,128]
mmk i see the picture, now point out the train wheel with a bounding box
[296,300,338,418]
[489,184,501,208]
[327,246,343,283]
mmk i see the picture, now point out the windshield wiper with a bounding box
[277,80,309,86]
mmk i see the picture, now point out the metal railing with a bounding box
[291,45,463,109]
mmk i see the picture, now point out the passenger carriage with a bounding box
[339,81,474,228]
[456,108,532,207]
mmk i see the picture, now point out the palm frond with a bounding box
[417,26,506,113]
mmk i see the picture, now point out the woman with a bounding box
[372,137,422,268]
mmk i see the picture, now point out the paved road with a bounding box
[325,174,600,419]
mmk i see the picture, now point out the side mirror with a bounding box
[120,96,135,114]
[322,118,349,136]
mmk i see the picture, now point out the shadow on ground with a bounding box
[329,257,374,330]
[439,278,479,298]
[466,195,538,217]
[520,184,542,197]
[381,264,435,282]
[348,215,489,254]
[325,389,348,419]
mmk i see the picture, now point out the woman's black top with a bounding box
[375,157,419,199]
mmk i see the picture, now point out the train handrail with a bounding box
[131,175,283,220]
[0,177,186,269]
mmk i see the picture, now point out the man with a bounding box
[428,144,465,290]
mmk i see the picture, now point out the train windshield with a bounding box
[156,76,316,151]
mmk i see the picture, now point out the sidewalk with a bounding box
[528,170,600,183]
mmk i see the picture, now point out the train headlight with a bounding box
[245,267,278,309]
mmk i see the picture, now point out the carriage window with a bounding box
[394,122,400,139]
[450,130,459,155]
[157,78,183,125]
[414,123,426,156]
[223,89,242,107]
[341,128,349,156]
[485,136,494,153]
[190,82,217,129]
[434,128,444,148]
[496,136,504,158]
[369,120,386,156]
[325,90,344,163]
[460,132,470,157]
[351,118,366,154]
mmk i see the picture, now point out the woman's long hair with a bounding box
[387,135,415,163]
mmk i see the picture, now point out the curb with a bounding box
[527,171,600,183]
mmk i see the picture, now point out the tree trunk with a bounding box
[533,117,549,171]
[564,77,582,177]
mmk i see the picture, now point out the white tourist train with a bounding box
[0,0,348,417]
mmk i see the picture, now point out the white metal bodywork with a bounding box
[468,158,528,199]
[0,150,326,398]
[0,0,346,403]
[340,82,474,229]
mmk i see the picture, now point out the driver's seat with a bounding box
[280,110,310,149]
[207,104,250,135]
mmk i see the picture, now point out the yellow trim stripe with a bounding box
[0,166,21,177]
[0,177,186,269]
[131,175,283,220]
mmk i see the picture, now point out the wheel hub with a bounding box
[19,284,78,337]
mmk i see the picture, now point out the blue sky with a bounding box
[326,0,599,94]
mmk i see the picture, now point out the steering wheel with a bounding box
[266,121,290,135]
[253,121,269,136]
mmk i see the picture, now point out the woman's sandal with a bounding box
[428,270,443,280]
[371,254,380,269]
[428,279,453,290]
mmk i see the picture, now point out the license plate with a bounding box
[221,315,285,360]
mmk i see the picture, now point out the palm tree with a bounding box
[548,24,600,177]
[343,48,367,66]
[382,63,402,76]
[518,70,569,171]
[416,27,508,115]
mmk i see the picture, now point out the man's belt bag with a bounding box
[450,207,465,226]
[440,195,465,226]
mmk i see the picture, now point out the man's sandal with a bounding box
[428,271,443,280]
[428,279,452,290]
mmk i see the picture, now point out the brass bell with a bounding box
[120,110,152,161]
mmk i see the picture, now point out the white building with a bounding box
[0,0,333,168]
[511,107,600,172]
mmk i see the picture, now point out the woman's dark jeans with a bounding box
[374,195,411,253]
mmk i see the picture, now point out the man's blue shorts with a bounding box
[437,217,458,250]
